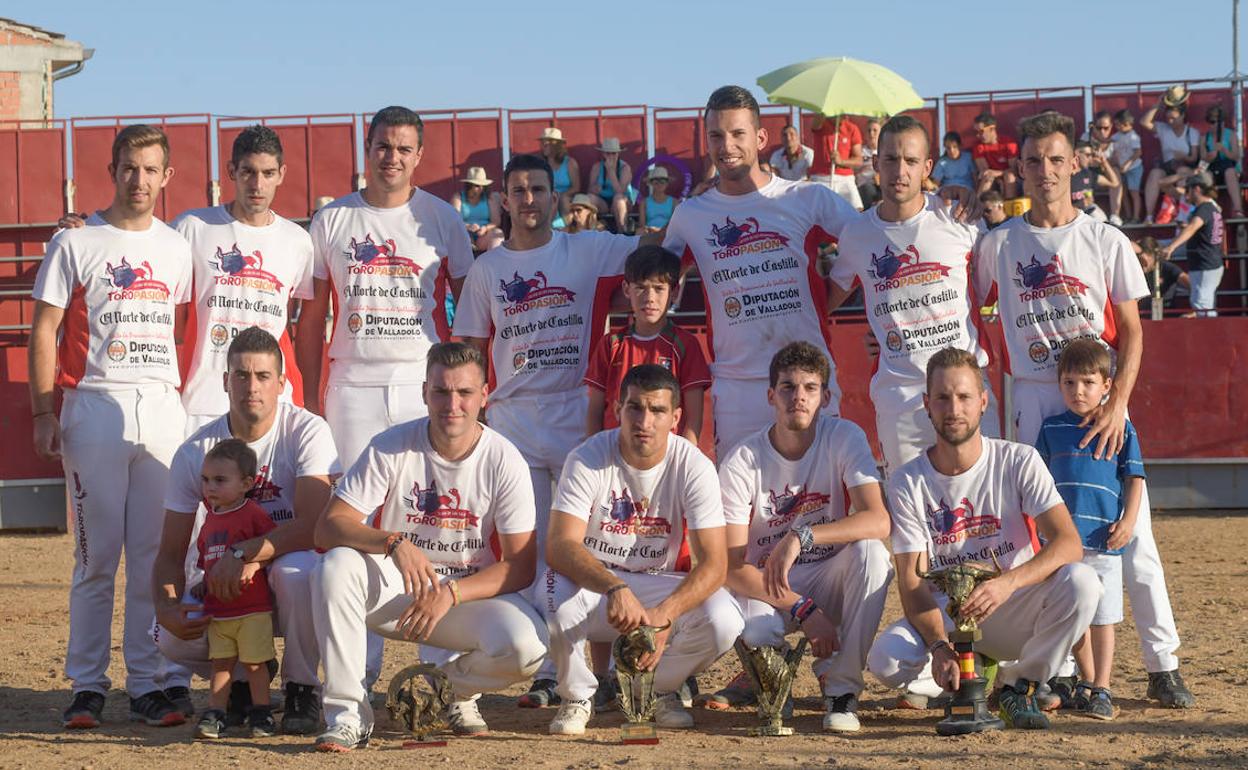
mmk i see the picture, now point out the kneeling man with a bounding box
[720,342,893,733]
[867,348,1100,729]
[544,364,744,735]
[311,341,547,752]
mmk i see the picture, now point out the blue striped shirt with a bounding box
[1035,410,1146,555]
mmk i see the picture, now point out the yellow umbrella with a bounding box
[756,56,925,118]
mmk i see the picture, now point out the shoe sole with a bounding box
[1083,711,1115,722]
[893,698,927,711]
[64,715,100,729]
[131,713,186,727]
[194,729,221,739]
[824,723,862,733]
[315,743,354,753]
[548,726,587,735]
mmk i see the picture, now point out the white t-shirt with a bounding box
[554,429,724,573]
[174,206,315,416]
[973,213,1148,382]
[769,146,815,181]
[310,190,474,386]
[888,437,1064,573]
[1154,123,1199,164]
[720,415,880,568]
[1110,130,1142,168]
[335,419,535,578]
[832,195,989,396]
[662,175,858,384]
[453,230,637,402]
[33,214,192,390]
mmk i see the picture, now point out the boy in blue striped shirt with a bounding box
[1035,339,1145,721]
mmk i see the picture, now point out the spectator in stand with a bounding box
[1071,141,1121,223]
[1110,110,1143,225]
[638,166,680,233]
[565,193,602,234]
[540,127,581,222]
[972,112,1019,198]
[1135,236,1189,311]
[1161,174,1225,317]
[1199,104,1244,220]
[1082,111,1116,154]
[810,113,865,208]
[932,131,977,202]
[1141,88,1200,224]
[856,117,882,207]
[587,137,636,233]
[979,189,1008,231]
[451,166,504,252]
[769,123,814,181]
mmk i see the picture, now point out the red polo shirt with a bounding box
[811,119,863,177]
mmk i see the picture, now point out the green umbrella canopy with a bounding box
[757,56,925,117]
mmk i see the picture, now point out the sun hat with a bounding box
[598,137,623,153]
[1162,84,1190,108]
[461,166,492,186]
[540,127,565,143]
[647,165,670,181]
[569,193,595,210]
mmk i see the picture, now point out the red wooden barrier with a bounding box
[218,115,358,220]
[943,87,1086,148]
[653,105,795,185]
[508,106,647,197]
[1091,79,1233,176]
[0,121,66,225]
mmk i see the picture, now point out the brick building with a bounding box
[0,17,90,126]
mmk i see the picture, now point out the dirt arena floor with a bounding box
[0,512,1245,769]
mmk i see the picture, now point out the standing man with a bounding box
[830,115,999,476]
[543,365,743,735]
[974,111,1195,707]
[454,153,644,707]
[151,327,338,734]
[719,342,892,732]
[31,125,193,729]
[663,86,859,453]
[311,342,548,751]
[810,113,865,208]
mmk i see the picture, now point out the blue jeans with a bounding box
[1189,266,1224,316]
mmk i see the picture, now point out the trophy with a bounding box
[613,622,671,745]
[386,663,453,748]
[916,553,1006,736]
[734,637,807,736]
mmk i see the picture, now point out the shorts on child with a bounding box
[1122,164,1143,192]
[1082,550,1123,626]
[208,612,276,663]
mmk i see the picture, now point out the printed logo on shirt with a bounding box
[924,496,1000,545]
[345,234,423,277]
[1013,254,1089,302]
[103,257,171,301]
[106,340,127,360]
[403,480,480,530]
[597,489,671,537]
[705,216,790,260]
[496,270,576,317]
[868,244,952,292]
[247,464,286,513]
[203,528,230,562]
[765,485,831,528]
[212,244,285,294]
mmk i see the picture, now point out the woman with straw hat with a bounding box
[451,166,504,251]
[1140,86,1200,224]
[539,127,581,221]
[587,137,636,233]
[637,165,680,232]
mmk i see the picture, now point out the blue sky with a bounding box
[24,0,1245,118]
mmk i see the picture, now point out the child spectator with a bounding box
[564,193,602,233]
[1135,235,1190,311]
[971,113,1019,198]
[932,131,977,199]
[638,166,680,232]
[1110,110,1143,224]
[1072,140,1121,222]
[451,166,504,251]
[1199,104,1244,219]
[193,439,278,739]
[1035,340,1146,722]
[979,189,1008,231]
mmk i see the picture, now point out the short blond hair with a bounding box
[925,347,983,392]
[111,124,169,169]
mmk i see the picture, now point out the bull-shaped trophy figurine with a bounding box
[733,637,807,736]
[916,552,1006,735]
[613,622,671,745]
[386,663,453,748]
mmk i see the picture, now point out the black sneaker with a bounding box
[225,680,252,727]
[593,673,619,712]
[249,705,277,737]
[63,690,106,729]
[281,682,321,735]
[517,678,560,709]
[129,689,186,727]
[998,679,1050,730]
[1047,675,1078,708]
[194,708,226,739]
[1084,687,1116,721]
[1147,669,1196,709]
[164,686,194,719]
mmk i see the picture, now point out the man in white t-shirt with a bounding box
[310,342,547,752]
[768,124,814,181]
[30,125,193,730]
[151,327,339,734]
[541,364,743,735]
[830,115,999,475]
[663,86,859,453]
[866,348,1099,730]
[719,342,892,733]
[973,111,1194,708]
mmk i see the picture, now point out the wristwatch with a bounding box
[230,546,246,561]
[793,525,815,554]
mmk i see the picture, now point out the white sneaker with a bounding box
[548,699,592,735]
[654,692,694,729]
[1108,214,1124,227]
[823,694,861,733]
[445,697,488,735]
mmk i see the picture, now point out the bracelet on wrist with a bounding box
[789,596,817,623]
[927,638,953,655]
[605,583,629,597]
[447,579,461,607]
[383,532,403,559]
[32,411,54,419]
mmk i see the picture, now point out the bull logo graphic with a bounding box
[869,244,918,280]
[706,216,759,247]
[1016,255,1060,289]
[105,257,153,289]
[347,234,395,264]
[607,489,637,523]
[410,481,461,514]
[928,496,975,533]
[767,487,800,518]
[498,271,548,303]
[215,244,250,275]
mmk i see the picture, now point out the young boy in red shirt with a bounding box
[192,439,278,739]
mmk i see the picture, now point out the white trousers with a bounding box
[154,549,322,688]
[311,547,547,731]
[60,385,185,697]
[712,376,841,458]
[874,376,1001,476]
[1012,377,1182,672]
[867,563,1100,691]
[541,567,744,702]
[738,540,892,696]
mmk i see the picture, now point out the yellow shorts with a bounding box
[207,612,275,664]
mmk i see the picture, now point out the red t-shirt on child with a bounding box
[196,498,278,619]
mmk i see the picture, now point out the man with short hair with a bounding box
[866,348,1100,730]
[810,113,865,208]
[311,342,548,752]
[152,326,338,734]
[830,115,999,477]
[973,111,1195,708]
[769,124,814,181]
[972,113,1019,198]
[543,364,743,735]
[31,124,193,729]
[1071,140,1121,223]
[720,342,892,732]
[663,85,859,453]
